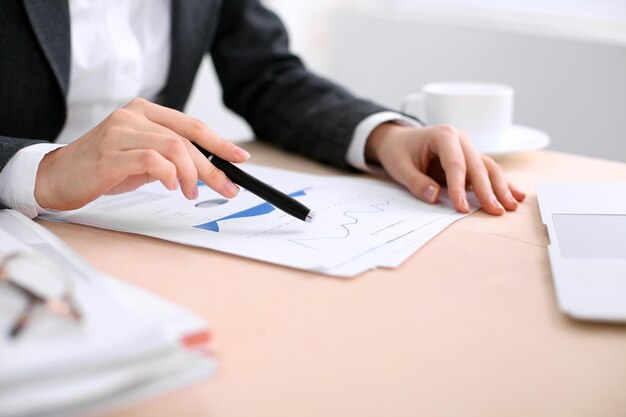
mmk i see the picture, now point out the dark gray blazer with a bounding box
[0,0,388,178]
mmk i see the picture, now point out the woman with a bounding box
[0,0,524,218]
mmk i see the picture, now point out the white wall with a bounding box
[326,7,626,162]
[184,1,626,162]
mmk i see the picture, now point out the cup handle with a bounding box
[402,93,425,120]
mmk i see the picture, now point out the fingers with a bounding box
[385,154,441,204]
[109,147,239,201]
[108,103,245,199]
[459,138,506,215]
[119,132,199,199]
[480,155,524,211]
[106,149,179,194]
[36,99,249,211]
[183,140,240,198]
[445,130,523,215]
[428,126,470,213]
[124,98,250,163]
[508,181,526,202]
[377,124,526,216]
[134,120,242,198]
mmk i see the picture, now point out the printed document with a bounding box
[41,165,475,276]
[0,210,215,417]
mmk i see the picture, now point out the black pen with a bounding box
[193,144,315,223]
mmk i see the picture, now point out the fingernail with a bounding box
[423,185,438,203]
[506,192,517,205]
[461,195,470,212]
[171,179,180,190]
[192,185,199,199]
[234,146,250,160]
[224,179,239,196]
[492,197,505,211]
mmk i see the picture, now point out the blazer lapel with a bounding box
[161,0,220,109]
[21,0,218,107]
[23,0,71,96]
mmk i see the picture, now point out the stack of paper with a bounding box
[0,210,216,417]
[41,165,475,276]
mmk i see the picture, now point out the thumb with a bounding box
[384,156,441,203]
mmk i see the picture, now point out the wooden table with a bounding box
[40,141,626,417]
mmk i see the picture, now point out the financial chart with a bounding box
[42,165,473,276]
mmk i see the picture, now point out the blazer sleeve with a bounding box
[0,137,47,174]
[209,0,390,171]
[0,137,47,210]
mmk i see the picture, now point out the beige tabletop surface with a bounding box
[40,141,626,417]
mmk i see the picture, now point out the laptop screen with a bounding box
[553,214,626,260]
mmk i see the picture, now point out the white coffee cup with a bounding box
[403,82,514,152]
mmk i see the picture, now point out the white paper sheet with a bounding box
[41,165,475,276]
[0,210,216,417]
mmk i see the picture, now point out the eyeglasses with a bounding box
[0,251,82,339]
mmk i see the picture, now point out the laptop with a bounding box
[537,183,626,322]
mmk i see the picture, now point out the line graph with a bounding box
[42,162,472,276]
[289,201,390,250]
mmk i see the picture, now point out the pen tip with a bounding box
[305,211,316,223]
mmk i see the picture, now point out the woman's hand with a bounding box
[364,123,525,215]
[35,98,250,211]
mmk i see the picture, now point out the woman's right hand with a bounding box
[35,98,250,211]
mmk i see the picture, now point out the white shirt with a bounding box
[0,0,413,218]
[56,0,171,145]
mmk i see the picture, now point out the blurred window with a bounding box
[388,0,626,22]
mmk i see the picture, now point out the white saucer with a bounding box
[478,124,550,157]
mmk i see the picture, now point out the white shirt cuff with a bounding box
[0,143,65,218]
[346,111,421,173]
